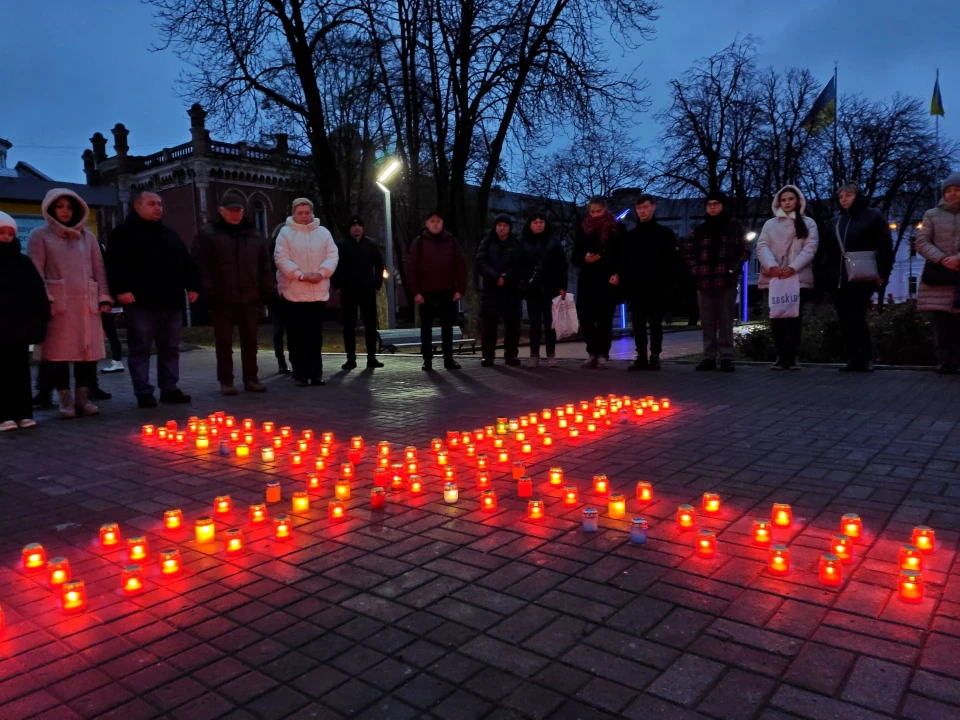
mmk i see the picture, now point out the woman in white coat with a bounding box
[274,199,339,386]
[756,185,819,370]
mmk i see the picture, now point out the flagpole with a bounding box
[832,63,839,190]
[935,69,940,207]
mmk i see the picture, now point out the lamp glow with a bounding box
[833,534,853,563]
[549,467,564,486]
[335,479,351,500]
[899,544,922,571]
[593,474,609,495]
[563,486,578,506]
[214,496,232,515]
[899,569,923,603]
[518,476,533,498]
[842,513,862,540]
[753,519,772,546]
[481,490,497,512]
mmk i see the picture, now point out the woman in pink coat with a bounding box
[27,189,113,418]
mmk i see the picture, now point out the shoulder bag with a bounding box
[835,218,880,283]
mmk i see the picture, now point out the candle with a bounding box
[195,517,215,544]
[243,432,254,445]
[512,461,526,480]
[249,503,267,523]
[634,406,644,417]
[409,476,423,495]
[228,429,239,441]
[61,580,86,613]
[377,455,390,468]
[842,513,862,541]
[752,519,772,546]
[586,421,597,434]
[608,494,626,519]
[563,486,578,506]
[242,418,254,431]
[225,416,236,428]
[630,518,649,544]
[521,441,532,454]
[374,467,388,488]
[518,476,533,498]
[696,530,717,558]
[263,421,275,434]
[297,439,309,453]
[519,417,529,428]
[290,452,303,467]
[351,436,364,451]
[261,447,275,462]
[301,429,313,441]
[574,413,584,424]
[273,436,283,449]
[214,496,232,515]
[568,426,580,439]
[275,514,293,538]
[100,523,120,547]
[319,443,331,458]
[542,433,553,447]
[558,417,568,429]
[769,545,790,575]
[899,544,923,572]
[702,492,720,514]
[160,548,181,575]
[321,431,333,444]
[266,481,281,503]
[164,509,183,530]
[371,487,386,510]
[236,444,250,458]
[465,444,477,458]
[166,420,177,431]
[335,479,351,501]
[127,536,148,563]
[292,491,310,513]
[47,557,70,587]
[391,470,406,491]
[175,431,186,444]
[340,462,354,479]
[348,448,362,464]
[494,437,505,449]
[593,474,609,495]
[437,451,449,466]
[407,459,420,475]
[527,499,544,521]
[509,418,519,432]
[280,426,291,438]
[443,467,456,482]
[912,526,936,554]
[307,472,320,490]
[833,534,853,563]
[528,413,538,424]
[536,424,546,435]
[771,503,792,527]
[677,504,696,531]
[514,430,526,443]
[477,470,491,489]
[549,467,564,486]
[565,403,575,414]
[819,553,842,586]
[497,449,509,463]
[209,425,219,438]
[481,490,497,512]
[225,528,244,554]
[477,453,489,470]
[651,403,660,413]
[636,481,653,503]
[122,566,145,594]
[899,569,923,603]
[446,430,459,448]
[542,408,553,420]
[582,507,599,532]
[474,429,485,442]
[142,424,155,437]
[158,428,168,440]
[443,482,459,504]
[378,441,391,456]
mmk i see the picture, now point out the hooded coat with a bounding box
[27,189,111,362]
[274,217,339,302]
[756,185,820,290]
[816,194,893,289]
[916,172,960,313]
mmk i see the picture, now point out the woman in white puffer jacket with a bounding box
[274,198,339,386]
[756,184,819,370]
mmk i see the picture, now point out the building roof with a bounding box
[0,176,116,207]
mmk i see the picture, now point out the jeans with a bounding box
[213,302,261,385]
[527,294,556,357]
[419,291,457,361]
[341,289,378,361]
[832,285,875,366]
[578,298,616,359]
[0,345,32,422]
[698,288,737,360]
[53,361,96,391]
[125,305,183,396]
[630,294,664,357]
[102,313,122,362]
[480,294,521,361]
[769,290,805,365]
[285,299,325,381]
[930,312,960,366]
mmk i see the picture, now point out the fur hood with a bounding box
[285,216,322,233]
[771,184,807,218]
[41,188,90,239]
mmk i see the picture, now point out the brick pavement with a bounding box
[1,349,959,719]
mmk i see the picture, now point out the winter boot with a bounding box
[75,388,100,416]
[58,390,77,419]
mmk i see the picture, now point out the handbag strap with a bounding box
[834,217,849,257]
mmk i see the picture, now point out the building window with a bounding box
[909,276,917,295]
[253,201,267,234]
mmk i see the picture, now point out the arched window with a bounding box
[253,201,268,234]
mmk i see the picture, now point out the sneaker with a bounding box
[649,354,661,371]
[628,358,648,372]
[694,358,717,372]
[720,359,735,373]
[221,384,238,396]
[342,358,358,370]
[160,389,192,404]
[0,420,17,432]
[58,390,77,419]
[581,356,598,369]
[137,394,158,409]
[244,381,267,393]
[547,356,558,368]
[100,360,125,374]
[367,358,384,369]
[444,360,462,370]
[481,358,494,367]
[505,357,521,367]
[18,419,37,429]
[527,356,540,369]
[91,387,112,400]
[277,357,291,374]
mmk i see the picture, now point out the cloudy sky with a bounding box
[3,0,956,184]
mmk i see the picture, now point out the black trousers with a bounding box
[930,312,960,365]
[0,345,33,422]
[419,291,457,361]
[770,291,805,365]
[578,297,616,359]
[527,294,556,357]
[480,294,521,361]
[630,293,664,357]
[285,299,325,382]
[341,289,378,361]
[213,302,261,386]
[102,313,122,362]
[832,285,875,366]
[53,361,97,391]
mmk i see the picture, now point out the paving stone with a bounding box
[647,653,726,708]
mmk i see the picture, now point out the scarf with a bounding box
[582,211,616,244]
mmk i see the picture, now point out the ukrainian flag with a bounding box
[931,72,945,117]
[802,75,837,135]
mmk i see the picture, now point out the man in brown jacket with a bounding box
[405,210,467,371]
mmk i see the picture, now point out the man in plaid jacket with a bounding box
[683,190,749,372]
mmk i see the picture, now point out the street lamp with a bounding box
[743,232,757,323]
[376,160,401,328]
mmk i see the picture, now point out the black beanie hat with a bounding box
[493,213,513,228]
[424,208,443,221]
[348,215,364,227]
[705,189,729,207]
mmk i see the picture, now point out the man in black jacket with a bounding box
[623,195,680,371]
[477,214,525,366]
[192,197,273,395]
[333,216,385,370]
[107,191,201,408]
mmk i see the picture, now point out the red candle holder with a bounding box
[274,436,284,449]
[371,487,386,509]
[465,444,477,459]
[437,451,449,466]
[481,490,497,512]
[899,544,922,572]
[61,579,86,613]
[772,503,792,527]
[225,528,244,554]
[22,542,45,571]
[512,461,526,480]
[321,431,334,444]
[768,545,790,575]
[242,418,254,431]
[378,440,391,456]
[899,569,923,603]
[407,460,420,475]
[677,504,696,531]
[517,476,532,498]
[563,486,578,506]
[636,481,653,503]
[142,424,155,437]
[634,406,644,417]
[195,517,215,544]
[335,479,351,501]
[474,429,485,442]
[100,523,120,547]
[841,513,862,541]
[391,471,406,491]
[225,416,236,428]
[568,426,580,439]
[340,462,354,480]
[443,467,456,482]
[297,439,309,453]
[661,398,671,409]
[549,467,564,486]
[542,432,554,446]
[329,501,345,522]
[263,421,275,434]
[164,509,183,530]
[497,449,509,463]
[350,436,364,451]
[832,534,853,563]
[301,429,314,442]
[484,426,495,438]
[477,470,491,489]
[307,472,321,490]
[274,514,292,539]
[319,444,331,458]
[696,529,717,558]
[607,494,626,519]
[250,503,267,523]
[266,481,281,503]
[409,475,423,495]
[592,474,609,495]
[292,491,310,513]
[166,420,177,432]
[160,548,181,575]
[127,537,148,563]
[214,495,232,516]
[446,431,459,448]
[374,467,388,487]
[752,519,772,546]
[377,455,390,469]
[912,526,936,554]
[527,499,545,521]
[542,408,553,420]
[290,452,303,467]
[477,453,489,471]
[819,553,842,586]
[702,492,720,514]
[47,557,70,587]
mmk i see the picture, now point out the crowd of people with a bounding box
[1,172,959,431]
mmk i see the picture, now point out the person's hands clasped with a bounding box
[584,252,601,264]
[780,267,797,279]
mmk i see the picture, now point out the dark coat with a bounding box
[571,220,626,305]
[405,229,467,297]
[521,224,567,299]
[332,235,384,294]
[815,195,894,289]
[476,231,525,294]
[683,216,749,290]
[107,214,201,311]
[192,216,272,306]
[0,239,50,346]
[622,219,680,298]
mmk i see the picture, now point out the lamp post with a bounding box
[743,231,757,323]
[376,160,401,329]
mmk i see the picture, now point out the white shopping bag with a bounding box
[551,293,579,340]
[768,275,800,319]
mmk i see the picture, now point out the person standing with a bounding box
[107,191,200,408]
[916,172,960,374]
[98,239,124,377]
[521,209,568,368]
[27,189,113,417]
[623,194,679,371]
[477,214,525,367]
[333,215,385,370]
[268,223,290,374]
[192,197,272,395]
[816,183,893,372]
[406,210,467,371]
[0,212,50,431]
[683,190,748,372]
[572,196,624,369]
[274,198,339,386]
[756,185,819,370]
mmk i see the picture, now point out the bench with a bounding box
[378,327,477,355]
